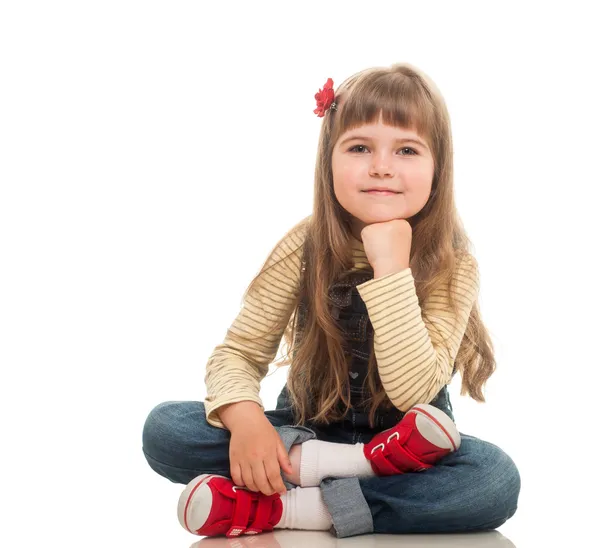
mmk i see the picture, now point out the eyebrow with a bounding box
[339,135,429,150]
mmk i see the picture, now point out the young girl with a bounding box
[142,62,521,539]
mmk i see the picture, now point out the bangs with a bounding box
[332,74,435,147]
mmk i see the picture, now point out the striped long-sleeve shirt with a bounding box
[204,222,480,429]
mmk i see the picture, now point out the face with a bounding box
[331,111,435,241]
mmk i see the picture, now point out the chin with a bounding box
[361,212,405,224]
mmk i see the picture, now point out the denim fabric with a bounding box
[142,399,520,538]
[142,271,520,537]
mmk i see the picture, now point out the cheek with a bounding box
[333,165,355,190]
[406,168,433,193]
[408,182,433,209]
[339,162,365,185]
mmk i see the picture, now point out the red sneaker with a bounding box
[177,474,284,538]
[363,403,461,475]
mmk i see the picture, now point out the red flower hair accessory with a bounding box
[314,77,337,117]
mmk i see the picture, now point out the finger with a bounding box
[230,461,243,487]
[277,441,293,473]
[265,457,288,495]
[240,461,257,493]
[252,460,275,496]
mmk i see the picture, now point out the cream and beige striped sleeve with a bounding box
[356,254,480,412]
[203,226,306,429]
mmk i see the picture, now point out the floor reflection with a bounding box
[189,528,515,547]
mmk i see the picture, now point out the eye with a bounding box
[348,145,417,155]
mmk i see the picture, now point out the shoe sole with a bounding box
[177,473,226,534]
[408,404,461,451]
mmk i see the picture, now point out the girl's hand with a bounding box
[228,414,294,497]
[360,219,412,278]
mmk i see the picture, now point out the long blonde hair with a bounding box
[237,63,495,428]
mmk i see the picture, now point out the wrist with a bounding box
[373,262,410,279]
[218,400,263,430]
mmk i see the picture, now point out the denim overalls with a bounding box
[275,269,454,442]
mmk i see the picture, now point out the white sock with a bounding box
[299,439,376,487]
[274,486,333,530]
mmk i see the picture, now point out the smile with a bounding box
[364,190,400,196]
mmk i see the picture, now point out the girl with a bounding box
[142,62,521,539]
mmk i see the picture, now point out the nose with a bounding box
[369,152,394,177]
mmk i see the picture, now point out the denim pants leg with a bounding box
[142,395,521,539]
[317,421,521,537]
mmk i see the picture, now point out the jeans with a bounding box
[142,386,521,538]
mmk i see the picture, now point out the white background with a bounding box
[1,1,598,546]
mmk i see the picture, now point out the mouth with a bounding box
[363,190,401,196]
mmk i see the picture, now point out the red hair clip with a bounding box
[314,77,337,117]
